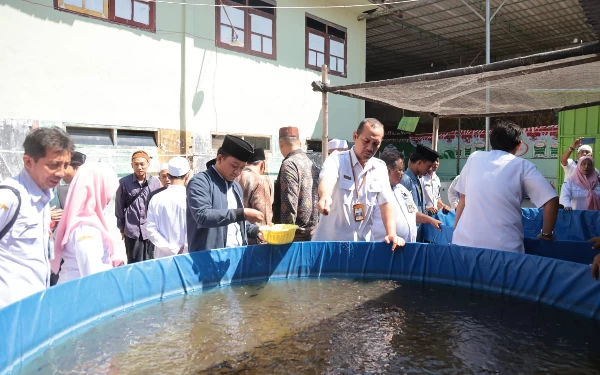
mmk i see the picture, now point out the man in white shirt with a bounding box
[423,157,451,214]
[453,120,559,253]
[560,139,596,180]
[372,150,442,242]
[313,118,404,250]
[147,157,191,258]
[447,175,461,210]
[0,127,74,308]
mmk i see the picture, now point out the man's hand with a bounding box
[121,232,125,241]
[50,206,63,222]
[441,205,451,214]
[591,253,600,280]
[257,232,265,243]
[571,137,583,151]
[317,196,333,215]
[428,217,442,231]
[537,233,555,241]
[426,207,438,215]
[384,235,405,251]
[244,208,265,224]
[589,236,600,250]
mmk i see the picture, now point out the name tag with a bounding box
[352,203,365,222]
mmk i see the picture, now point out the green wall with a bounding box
[557,105,600,192]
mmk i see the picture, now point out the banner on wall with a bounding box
[405,125,558,160]
[378,125,559,187]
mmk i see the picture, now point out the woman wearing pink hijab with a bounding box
[560,156,600,211]
[52,162,126,283]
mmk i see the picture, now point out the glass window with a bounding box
[216,0,276,59]
[305,15,347,77]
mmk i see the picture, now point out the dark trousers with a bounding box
[124,236,155,264]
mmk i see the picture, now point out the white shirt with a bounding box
[147,185,188,258]
[560,180,600,210]
[372,184,418,242]
[452,150,557,253]
[447,175,461,209]
[563,159,599,180]
[0,169,52,309]
[312,148,394,242]
[423,172,441,208]
[58,224,113,284]
[212,166,243,248]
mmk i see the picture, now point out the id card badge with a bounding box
[353,203,365,222]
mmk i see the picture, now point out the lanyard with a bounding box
[348,152,368,203]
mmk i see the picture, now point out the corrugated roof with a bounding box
[579,0,600,39]
[365,0,597,80]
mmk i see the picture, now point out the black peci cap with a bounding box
[247,148,265,163]
[220,135,254,162]
[416,144,440,162]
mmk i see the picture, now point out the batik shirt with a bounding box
[273,149,320,239]
[236,168,273,227]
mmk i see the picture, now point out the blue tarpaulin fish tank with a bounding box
[1,209,600,374]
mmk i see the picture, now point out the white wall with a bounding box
[0,0,367,143]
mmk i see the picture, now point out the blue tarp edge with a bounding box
[2,241,600,374]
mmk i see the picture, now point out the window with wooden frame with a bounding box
[212,134,271,151]
[216,0,276,60]
[55,0,155,32]
[305,14,347,77]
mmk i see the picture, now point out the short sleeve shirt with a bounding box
[312,149,394,241]
[453,150,557,253]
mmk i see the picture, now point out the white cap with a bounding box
[328,139,348,149]
[578,145,593,153]
[160,163,169,172]
[168,157,190,177]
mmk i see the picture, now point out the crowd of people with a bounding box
[0,120,599,309]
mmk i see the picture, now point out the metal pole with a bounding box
[485,0,491,151]
[321,65,329,162]
[457,118,461,175]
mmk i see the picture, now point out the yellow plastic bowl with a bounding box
[259,224,299,245]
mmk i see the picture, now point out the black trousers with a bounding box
[124,235,155,264]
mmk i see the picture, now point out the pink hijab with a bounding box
[567,156,600,211]
[52,162,120,273]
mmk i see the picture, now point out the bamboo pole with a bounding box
[321,65,329,163]
[432,116,440,151]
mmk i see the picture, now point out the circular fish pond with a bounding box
[16,278,600,374]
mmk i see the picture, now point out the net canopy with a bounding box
[313,43,600,118]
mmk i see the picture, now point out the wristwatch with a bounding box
[569,146,575,151]
[540,230,554,239]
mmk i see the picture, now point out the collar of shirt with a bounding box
[167,185,186,190]
[19,169,52,203]
[285,149,304,160]
[404,168,420,184]
[349,147,376,174]
[212,166,232,189]
[130,173,149,186]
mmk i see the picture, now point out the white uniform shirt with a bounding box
[559,180,600,210]
[312,148,394,241]
[372,184,418,242]
[147,185,188,258]
[563,159,599,180]
[0,169,52,309]
[423,172,441,208]
[452,150,557,253]
[212,166,243,248]
[447,175,461,209]
[58,224,113,284]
